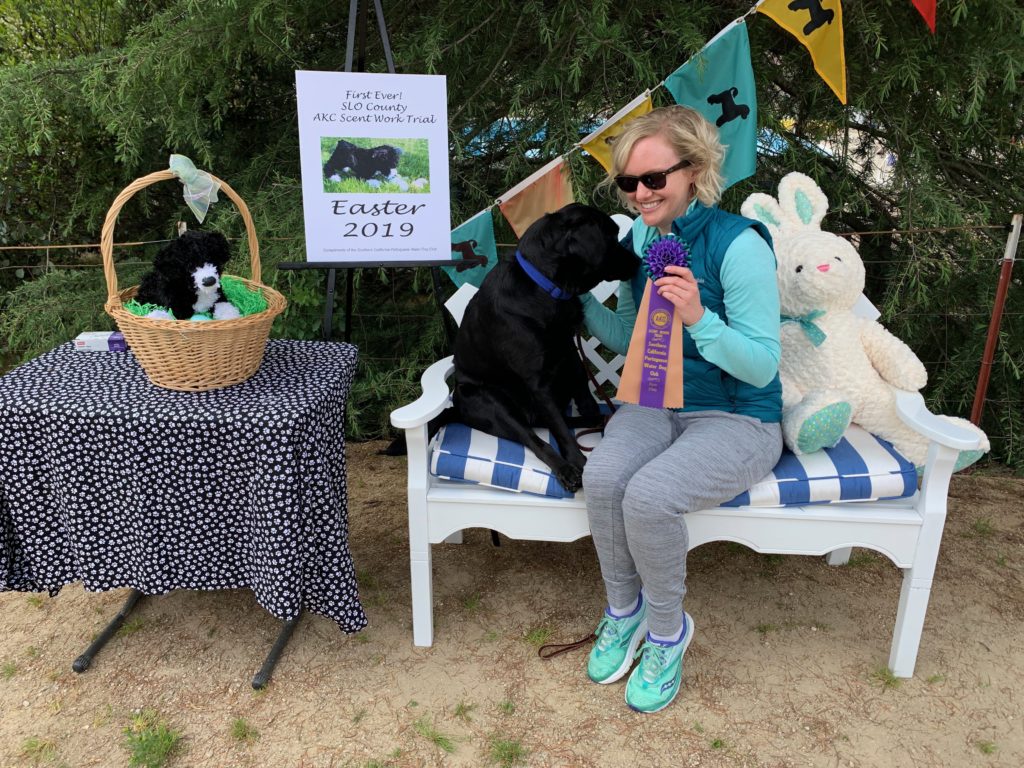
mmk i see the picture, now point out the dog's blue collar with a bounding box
[515,250,574,300]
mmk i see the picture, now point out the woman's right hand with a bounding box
[655,265,704,326]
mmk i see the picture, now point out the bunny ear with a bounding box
[740,192,786,241]
[776,172,829,230]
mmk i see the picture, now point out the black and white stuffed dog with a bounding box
[135,230,240,321]
[323,139,406,189]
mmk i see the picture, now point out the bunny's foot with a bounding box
[783,393,852,455]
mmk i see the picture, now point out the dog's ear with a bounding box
[549,204,634,295]
[516,209,559,259]
[202,232,231,268]
[152,241,183,273]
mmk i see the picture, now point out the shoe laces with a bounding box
[594,615,628,651]
[635,641,671,684]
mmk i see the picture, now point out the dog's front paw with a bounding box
[554,463,583,493]
[568,450,587,473]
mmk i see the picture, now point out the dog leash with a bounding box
[573,332,616,452]
[538,631,597,659]
[537,336,616,659]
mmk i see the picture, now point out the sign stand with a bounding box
[279,0,469,343]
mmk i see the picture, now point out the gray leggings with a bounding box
[582,405,782,637]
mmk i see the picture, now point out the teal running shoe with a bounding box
[625,612,694,713]
[587,595,648,684]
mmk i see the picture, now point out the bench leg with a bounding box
[825,547,853,566]
[409,507,434,646]
[889,570,931,678]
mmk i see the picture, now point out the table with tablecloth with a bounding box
[0,339,367,634]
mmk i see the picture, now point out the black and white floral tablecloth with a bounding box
[0,339,367,633]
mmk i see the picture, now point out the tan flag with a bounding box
[498,157,575,237]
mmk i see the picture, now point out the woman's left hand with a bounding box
[654,265,704,326]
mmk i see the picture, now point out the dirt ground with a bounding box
[1,441,1022,768]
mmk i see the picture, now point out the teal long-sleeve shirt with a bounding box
[581,227,781,389]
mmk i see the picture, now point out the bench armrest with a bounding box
[390,356,455,430]
[895,389,982,451]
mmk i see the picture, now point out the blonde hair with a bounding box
[599,105,725,211]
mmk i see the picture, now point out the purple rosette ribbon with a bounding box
[642,233,691,280]
[638,235,690,407]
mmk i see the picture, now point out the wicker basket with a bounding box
[101,170,287,392]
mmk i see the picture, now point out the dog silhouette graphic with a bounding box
[706,87,750,128]
[451,240,487,271]
[787,0,835,35]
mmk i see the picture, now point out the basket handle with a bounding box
[100,170,261,306]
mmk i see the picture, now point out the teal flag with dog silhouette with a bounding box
[663,21,757,190]
[444,210,498,289]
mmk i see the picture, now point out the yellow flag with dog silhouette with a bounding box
[758,0,846,104]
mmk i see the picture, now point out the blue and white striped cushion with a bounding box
[722,425,916,507]
[430,423,601,499]
[429,422,916,506]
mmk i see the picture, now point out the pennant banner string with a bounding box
[576,90,653,148]
[495,156,567,205]
[453,0,860,251]
[658,5,765,89]
[492,1,767,209]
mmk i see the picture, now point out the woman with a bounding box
[580,105,783,713]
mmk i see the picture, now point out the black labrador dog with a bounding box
[451,203,636,492]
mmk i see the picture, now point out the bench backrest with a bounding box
[443,212,880,396]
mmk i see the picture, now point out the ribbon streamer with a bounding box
[168,154,221,223]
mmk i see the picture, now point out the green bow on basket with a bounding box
[168,154,221,223]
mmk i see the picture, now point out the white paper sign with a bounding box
[295,70,451,262]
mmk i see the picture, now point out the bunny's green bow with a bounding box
[781,310,827,347]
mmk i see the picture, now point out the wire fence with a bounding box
[1,223,1020,458]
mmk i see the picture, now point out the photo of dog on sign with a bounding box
[321,136,430,193]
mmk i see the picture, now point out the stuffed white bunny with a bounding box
[741,172,988,469]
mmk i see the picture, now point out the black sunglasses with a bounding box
[614,159,691,193]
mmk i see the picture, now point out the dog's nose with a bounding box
[202,276,216,287]
[816,264,830,272]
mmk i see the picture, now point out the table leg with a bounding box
[251,613,301,690]
[72,589,145,673]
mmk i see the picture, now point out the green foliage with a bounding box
[870,665,902,690]
[0,0,1022,464]
[19,736,57,762]
[0,267,121,361]
[489,737,527,767]
[413,716,456,753]
[230,717,259,743]
[122,709,182,768]
[977,740,998,755]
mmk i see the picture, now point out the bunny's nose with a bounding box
[816,264,830,272]
[202,276,217,287]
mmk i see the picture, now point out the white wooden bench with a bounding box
[389,220,982,678]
